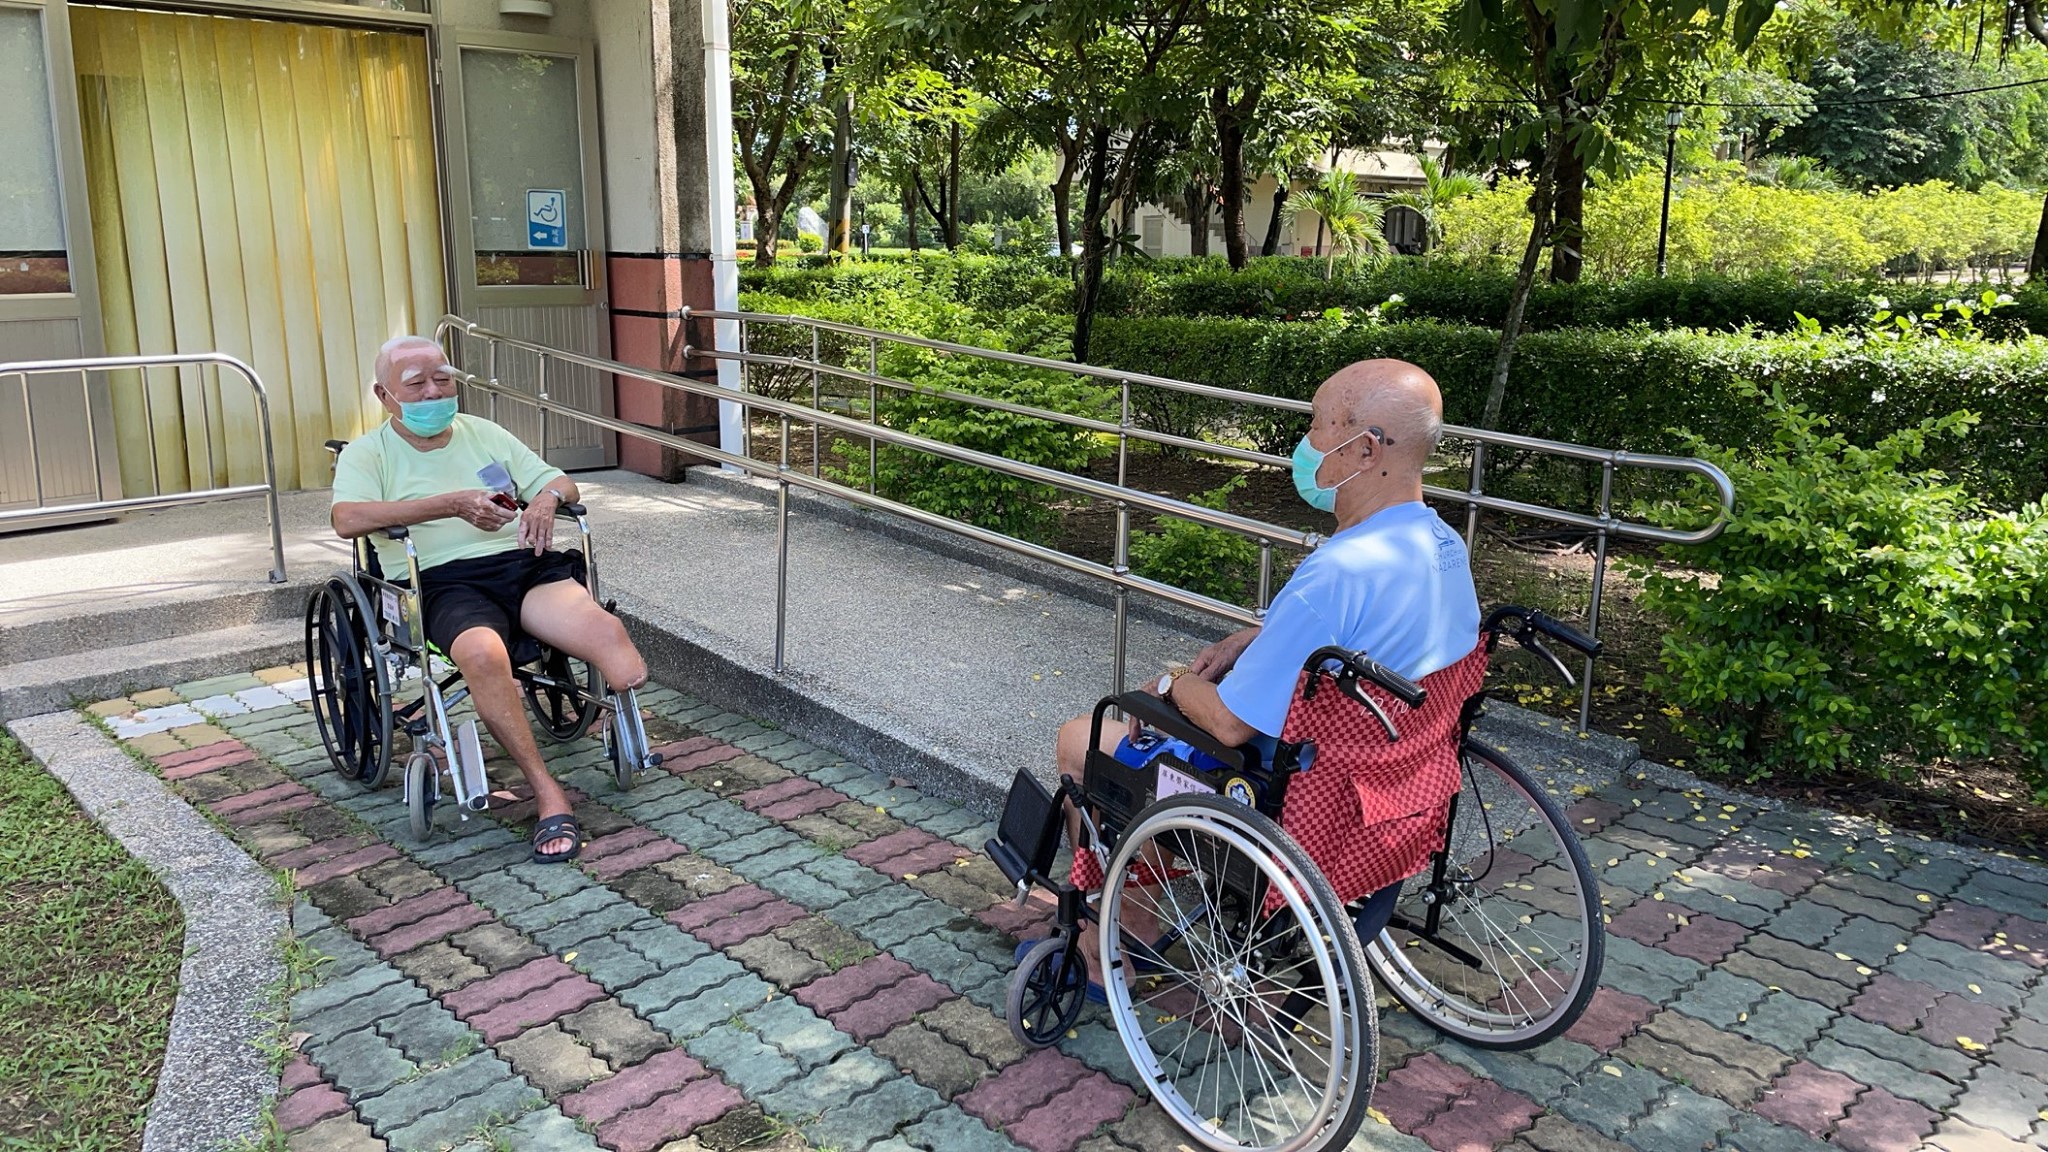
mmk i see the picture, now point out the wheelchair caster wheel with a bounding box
[404,751,437,842]
[1007,937,1088,1048]
[605,731,636,793]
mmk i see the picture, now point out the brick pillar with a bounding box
[607,253,720,480]
[604,0,738,482]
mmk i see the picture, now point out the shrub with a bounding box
[1128,475,1263,604]
[1635,390,2048,795]
[1087,314,2048,509]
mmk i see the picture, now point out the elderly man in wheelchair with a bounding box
[988,359,1608,1152]
[309,335,659,863]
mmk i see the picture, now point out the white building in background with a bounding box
[1124,147,1446,260]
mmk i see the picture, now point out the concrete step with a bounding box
[0,582,310,666]
[0,618,302,720]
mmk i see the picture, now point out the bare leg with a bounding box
[447,627,576,857]
[517,579,648,689]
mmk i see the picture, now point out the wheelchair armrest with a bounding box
[555,502,586,518]
[1108,690,1249,772]
[324,439,348,456]
[381,525,410,541]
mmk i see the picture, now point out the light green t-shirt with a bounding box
[330,415,566,575]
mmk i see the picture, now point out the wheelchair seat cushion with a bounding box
[1271,641,1489,910]
[418,547,588,656]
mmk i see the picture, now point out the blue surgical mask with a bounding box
[398,397,459,437]
[1291,428,1369,512]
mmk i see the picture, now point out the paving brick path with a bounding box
[90,672,2048,1152]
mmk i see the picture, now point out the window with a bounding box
[461,48,585,287]
[0,6,68,294]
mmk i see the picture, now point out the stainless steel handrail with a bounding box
[0,352,285,583]
[440,310,1733,732]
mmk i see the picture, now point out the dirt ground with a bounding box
[749,417,2048,858]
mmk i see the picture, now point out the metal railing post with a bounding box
[739,319,753,462]
[867,336,878,493]
[1111,381,1133,696]
[810,326,822,477]
[80,368,103,501]
[775,413,792,673]
[485,339,499,423]
[1464,441,1485,547]
[1256,542,1273,612]
[536,353,551,458]
[18,373,44,506]
[1579,460,1615,733]
[245,361,286,583]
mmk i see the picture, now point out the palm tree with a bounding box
[1385,155,1482,250]
[1285,171,1388,280]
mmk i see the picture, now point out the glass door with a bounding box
[440,29,613,469]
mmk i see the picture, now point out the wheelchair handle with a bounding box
[1483,606,1602,658]
[1300,646,1426,709]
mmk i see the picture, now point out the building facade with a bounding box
[0,0,734,523]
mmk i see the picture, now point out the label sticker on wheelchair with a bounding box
[1155,762,1209,801]
[380,589,402,629]
[1222,776,1256,807]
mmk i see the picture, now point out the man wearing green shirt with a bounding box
[331,335,648,862]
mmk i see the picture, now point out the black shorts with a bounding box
[418,548,587,654]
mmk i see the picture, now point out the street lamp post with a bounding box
[1656,107,1683,278]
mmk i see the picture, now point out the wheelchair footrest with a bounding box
[989,769,1063,885]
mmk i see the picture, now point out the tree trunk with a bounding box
[827,92,855,255]
[1482,137,1563,431]
[903,171,920,253]
[945,123,963,249]
[1260,182,1287,257]
[1073,122,1114,363]
[1186,186,1210,257]
[1548,141,1586,283]
[2029,190,2048,279]
[1052,138,1078,257]
[1212,84,1256,270]
[753,204,783,268]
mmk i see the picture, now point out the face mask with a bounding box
[398,396,459,437]
[1291,428,1370,513]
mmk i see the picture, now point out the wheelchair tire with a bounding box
[604,714,636,794]
[305,577,393,789]
[404,750,436,842]
[1007,936,1089,1049]
[1365,741,1604,1050]
[524,646,605,744]
[1101,793,1374,1152]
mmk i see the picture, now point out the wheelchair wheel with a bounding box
[305,577,393,789]
[604,714,636,793]
[403,750,436,842]
[1007,936,1089,1049]
[524,646,605,744]
[1366,741,1603,1050]
[1101,794,1374,1152]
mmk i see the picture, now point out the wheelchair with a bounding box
[987,606,1606,1152]
[304,441,661,842]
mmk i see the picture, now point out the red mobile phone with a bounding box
[489,491,518,511]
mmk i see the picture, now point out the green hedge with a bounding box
[1088,315,2048,509]
[740,254,2048,337]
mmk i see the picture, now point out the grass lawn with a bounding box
[0,731,182,1152]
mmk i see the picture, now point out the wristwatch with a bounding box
[1156,670,1183,701]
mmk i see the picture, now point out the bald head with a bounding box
[1311,359,1444,475]
[374,335,446,389]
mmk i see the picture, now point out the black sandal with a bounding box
[531,813,584,864]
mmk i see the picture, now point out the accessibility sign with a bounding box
[527,189,568,250]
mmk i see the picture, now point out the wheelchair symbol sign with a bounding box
[527,189,568,250]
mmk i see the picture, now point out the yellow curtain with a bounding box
[72,7,444,494]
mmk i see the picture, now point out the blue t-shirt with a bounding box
[1216,501,1481,737]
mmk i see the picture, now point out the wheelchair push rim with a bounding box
[524,647,606,744]
[1366,742,1604,1050]
[1101,794,1374,1152]
[304,577,393,789]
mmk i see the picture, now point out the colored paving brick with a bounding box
[89,674,2048,1152]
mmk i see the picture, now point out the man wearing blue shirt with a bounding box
[1039,358,1481,989]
